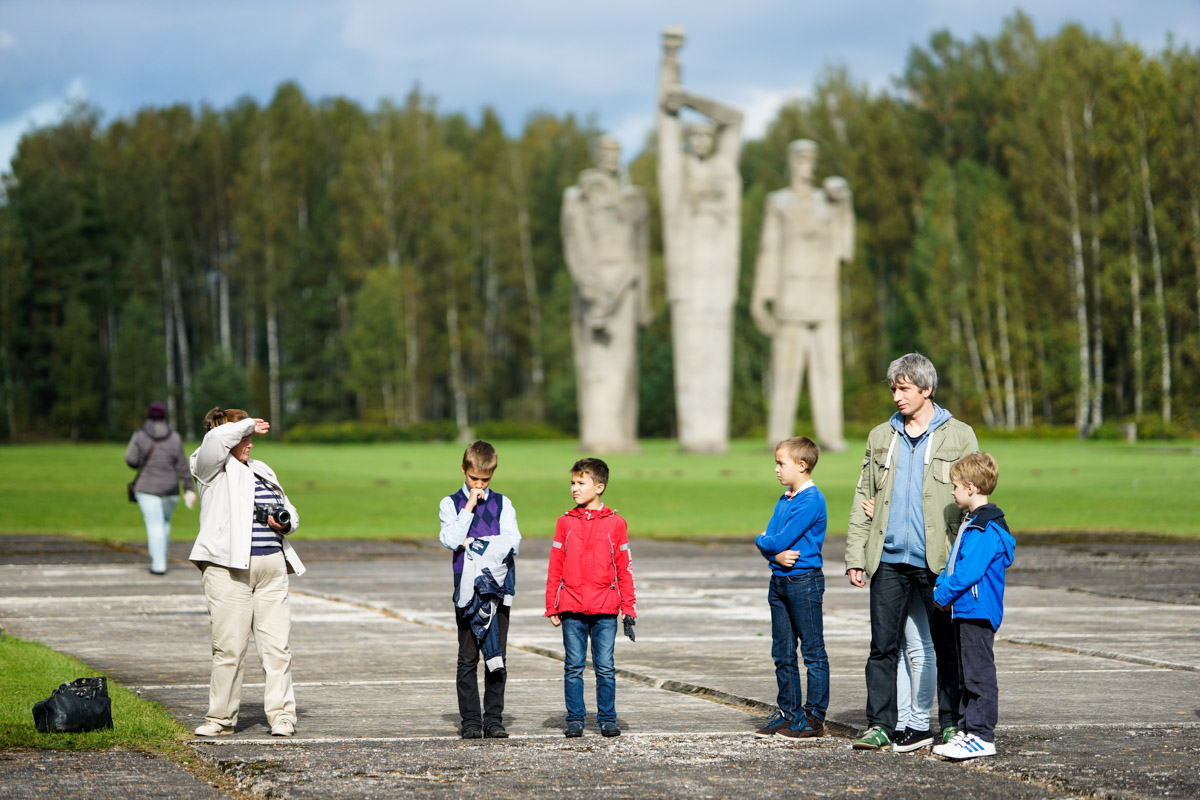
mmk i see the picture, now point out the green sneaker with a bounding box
[852,725,892,750]
[940,725,961,744]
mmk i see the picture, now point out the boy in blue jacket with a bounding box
[753,436,829,740]
[932,452,1015,761]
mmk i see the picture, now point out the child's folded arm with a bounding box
[933,530,1002,605]
[438,496,473,551]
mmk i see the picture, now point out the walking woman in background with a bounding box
[189,407,304,738]
[125,401,195,574]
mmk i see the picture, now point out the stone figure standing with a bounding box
[752,139,854,453]
[656,26,744,453]
[561,135,651,452]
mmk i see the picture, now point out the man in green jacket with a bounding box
[844,353,978,750]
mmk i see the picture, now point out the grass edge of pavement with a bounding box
[0,632,248,796]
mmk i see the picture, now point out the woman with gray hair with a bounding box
[189,407,303,738]
[125,401,195,574]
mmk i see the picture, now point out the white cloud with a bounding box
[0,78,86,175]
[0,29,15,50]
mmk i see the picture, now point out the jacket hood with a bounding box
[566,504,615,519]
[141,419,173,440]
[968,503,1016,568]
[889,402,952,435]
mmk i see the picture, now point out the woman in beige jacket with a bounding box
[189,407,304,738]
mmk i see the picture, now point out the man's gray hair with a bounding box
[886,353,938,395]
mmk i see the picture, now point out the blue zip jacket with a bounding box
[881,404,954,568]
[755,482,826,575]
[933,504,1015,631]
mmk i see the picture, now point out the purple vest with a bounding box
[450,489,504,577]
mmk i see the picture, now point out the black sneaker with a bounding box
[891,727,934,752]
[460,724,483,739]
[565,722,584,738]
[754,710,789,738]
[776,716,823,739]
[599,722,621,738]
[484,723,509,739]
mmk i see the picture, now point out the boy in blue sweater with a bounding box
[753,436,829,739]
[932,452,1015,760]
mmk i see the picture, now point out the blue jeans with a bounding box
[561,613,618,725]
[768,570,829,724]
[135,492,179,573]
[896,590,935,731]
[866,561,961,735]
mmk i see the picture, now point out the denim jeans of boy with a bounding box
[866,561,961,736]
[561,613,617,725]
[896,589,936,731]
[135,492,179,573]
[768,569,829,725]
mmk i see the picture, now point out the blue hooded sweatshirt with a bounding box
[880,404,954,568]
[933,504,1016,631]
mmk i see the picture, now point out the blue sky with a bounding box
[1,1,1195,170]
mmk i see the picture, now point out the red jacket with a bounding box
[545,505,636,618]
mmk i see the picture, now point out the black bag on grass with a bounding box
[33,677,114,733]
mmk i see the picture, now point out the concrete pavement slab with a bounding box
[3,534,1199,799]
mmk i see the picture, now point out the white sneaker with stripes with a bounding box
[934,731,996,760]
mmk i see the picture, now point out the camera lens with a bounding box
[275,508,291,527]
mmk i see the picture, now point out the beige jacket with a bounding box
[188,417,305,574]
[844,415,978,579]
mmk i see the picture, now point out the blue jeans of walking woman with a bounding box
[135,492,179,573]
[561,613,618,725]
[768,569,829,726]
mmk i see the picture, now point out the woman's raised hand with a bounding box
[253,419,271,436]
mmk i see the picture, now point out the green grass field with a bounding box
[0,438,1197,541]
[0,635,188,750]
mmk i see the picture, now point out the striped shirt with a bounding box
[251,476,284,555]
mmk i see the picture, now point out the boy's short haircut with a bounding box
[951,451,998,495]
[462,440,498,474]
[776,436,819,473]
[886,352,938,396]
[571,457,609,488]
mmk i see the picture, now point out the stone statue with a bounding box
[656,26,743,453]
[752,139,855,452]
[561,135,651,452]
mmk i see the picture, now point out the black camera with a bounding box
[254,504,291,529]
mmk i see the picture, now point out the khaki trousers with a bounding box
[200,552,295,727]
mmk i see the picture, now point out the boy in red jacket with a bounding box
[545,458,636,738]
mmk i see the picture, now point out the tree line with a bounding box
[1,13,1196,442]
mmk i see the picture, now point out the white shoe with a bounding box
[270,719,295,737]
[931,730,966,757]
[194,721,234,736]
[936,732,996,760]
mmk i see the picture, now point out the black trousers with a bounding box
[865,561,962,735]
[455,604,509,728]
[956,618,998,742]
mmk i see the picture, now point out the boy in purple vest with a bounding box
[439,441,522,739]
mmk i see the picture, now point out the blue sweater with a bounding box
[755,483,826,575]
[934,504,1015,631]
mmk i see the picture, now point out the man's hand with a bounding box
[548,614,561,628]
[847,568,865,588]
[774,550,800,569]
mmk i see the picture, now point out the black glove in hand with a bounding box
[623,616,636,642]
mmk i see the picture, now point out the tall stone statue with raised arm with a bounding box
[657,26,743,453]
[561,135,651,452]
[752,139,855,452]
